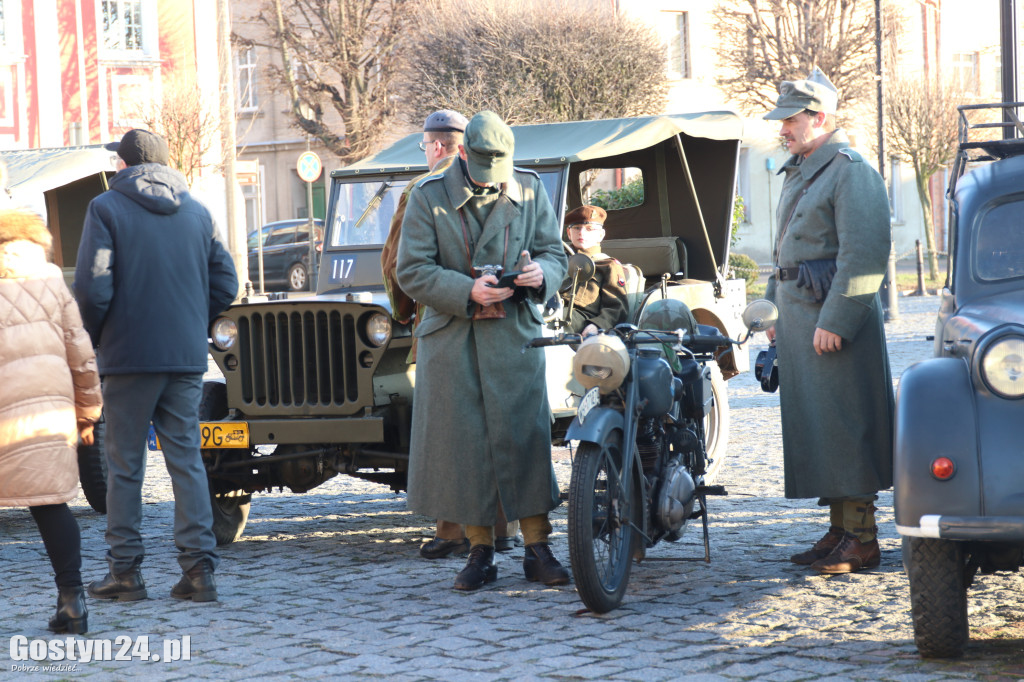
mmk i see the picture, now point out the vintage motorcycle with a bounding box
[528,288,776,613]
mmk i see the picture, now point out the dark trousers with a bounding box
[102,373,218,574]
[29,504,82,588]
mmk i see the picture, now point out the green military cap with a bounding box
[463,110,514,185]
[764,67,839,120]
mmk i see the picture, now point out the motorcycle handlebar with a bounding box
[524,333,582,348]
[523,328,735,352]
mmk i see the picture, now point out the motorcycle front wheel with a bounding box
[568,432,639,613]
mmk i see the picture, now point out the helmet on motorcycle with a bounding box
[573,333,630,394]
[638,298,698,335]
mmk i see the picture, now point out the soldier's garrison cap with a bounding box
[764,67,839,120]
[463,111,514,185]
[564,205,607,227]
[423,109,468,133]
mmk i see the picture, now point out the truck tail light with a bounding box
[930,457,955,480]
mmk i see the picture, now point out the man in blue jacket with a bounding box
[75,129,238,603]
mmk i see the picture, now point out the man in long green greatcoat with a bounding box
[763,69,895,574]
[396,111,570,591]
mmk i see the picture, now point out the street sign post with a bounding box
[297,151,322,292]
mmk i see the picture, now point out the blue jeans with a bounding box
[102,373,219,574]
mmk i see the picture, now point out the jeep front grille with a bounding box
[237,310,360,410]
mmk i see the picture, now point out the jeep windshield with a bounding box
[327,171,564,249]
[329,178,411,247]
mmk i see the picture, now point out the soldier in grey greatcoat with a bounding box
[763,69,894,574]
[397,111,570,591]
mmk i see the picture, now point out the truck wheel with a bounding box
[209,488,251,546]
[907,537,969,658]
[287,262,308,291]
[200,380,252,545]
[77,420,107,514]
[702,363,730,485]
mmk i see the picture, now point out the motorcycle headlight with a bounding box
[364,312,392,347]
[573,334,629,394]
[211,317,237,351]
[980,334,1024,398]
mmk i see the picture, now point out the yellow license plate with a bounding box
[149,422,250,450]
[200,422,249,448]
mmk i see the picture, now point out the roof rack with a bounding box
[948,102,1024,198]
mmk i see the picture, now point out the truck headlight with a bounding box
[211,317,237,351]
[573,334,629,394]
[980,334,1024,398]
[364,312,391,347]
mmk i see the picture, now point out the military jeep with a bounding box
[200,112,751,544]
[895,102,1024,658]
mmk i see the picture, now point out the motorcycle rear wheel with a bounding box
[568,433,639,613]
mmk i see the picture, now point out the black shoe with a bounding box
[48,586,88,634]
[523,543,570,586]
[88,565,148,602]
[419,537,470,560]
[453,545,497,591]
[171,560,218,602]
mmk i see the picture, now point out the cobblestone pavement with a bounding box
[3,295,1024,681]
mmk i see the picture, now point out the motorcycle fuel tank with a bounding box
[636,350,675,417]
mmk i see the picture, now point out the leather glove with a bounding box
[796,258,838,303]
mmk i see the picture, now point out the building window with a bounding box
[952,52,979,94]
[664,11,691,79]
[238,48,259,111]
[103,1,144,52]
[888,157,903,224]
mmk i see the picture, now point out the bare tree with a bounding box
[239,0,408,165]
[400,0,668,126]
[712,0,888,117]
[129,77,219,186]
[884,74,964,279]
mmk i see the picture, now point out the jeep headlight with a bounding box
[364,312,392,347]
[980,334,1024,398]
[211,317,237,351]
[573,334,629,394]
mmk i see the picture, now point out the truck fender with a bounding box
[894,357,981,534]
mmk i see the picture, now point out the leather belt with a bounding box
[776,266,800,281]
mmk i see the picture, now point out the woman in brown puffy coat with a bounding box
[0,208,102,634]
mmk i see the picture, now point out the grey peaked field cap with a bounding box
[463,110,514,185]
[423,109,468,133]
[764,67,839,120]
[105,129,170,166]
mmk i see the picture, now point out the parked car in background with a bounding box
[247,219,323,292]
[895,102,1024,659]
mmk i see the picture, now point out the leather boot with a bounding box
[453,545,497,591]
[171,560,218,602]
[523,543,570,586]
[88,564,148,601]
[811,532,881,574]
[790,526,845,565]
[48,586,88,634]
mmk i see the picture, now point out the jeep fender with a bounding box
[894,357,981,534]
